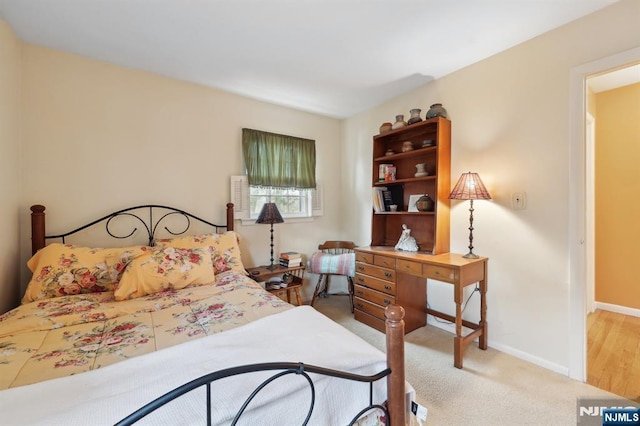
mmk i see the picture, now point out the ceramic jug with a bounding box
[392,115,407,130]
[426,103,448,119]
[415,194,434,212]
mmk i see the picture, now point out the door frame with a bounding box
[568,46,640,381]
[585,112,595,316]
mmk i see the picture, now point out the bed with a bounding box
[0,203,410,425]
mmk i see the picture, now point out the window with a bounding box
[234,128,321,222]
[230,176,323,221]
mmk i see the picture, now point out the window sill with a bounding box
[240,217,315,226]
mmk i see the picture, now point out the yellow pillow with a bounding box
[23,243,146,303]
[155,231,246,275]
[114,246,215,300]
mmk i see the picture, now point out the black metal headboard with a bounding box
[31,203,235,254]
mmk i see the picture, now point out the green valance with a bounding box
[242,128,316,189]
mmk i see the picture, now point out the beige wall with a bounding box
[595,82,640,309]
[342,0,640,372]
[17,44,344,308]
[2,0,639,373]
[0,20,21,313]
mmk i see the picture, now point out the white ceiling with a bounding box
[0,0,621,118]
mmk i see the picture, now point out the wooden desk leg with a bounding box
[294,288,303,306]
[479,275,488,350]
[454,283,464,369]
[286,290,291,304]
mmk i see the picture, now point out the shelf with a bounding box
[374,175,437,186]
[373,117,442,140]
[374,146,436,162]
[374,211,434,215]
[369,116,450,254]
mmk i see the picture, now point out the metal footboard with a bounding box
[115,362,391,426]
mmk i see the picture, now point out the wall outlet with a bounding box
[511,192,527,210]
[411,401,428,424]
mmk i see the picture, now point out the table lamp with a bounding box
[448,172,491,259]
[255,202,284,269]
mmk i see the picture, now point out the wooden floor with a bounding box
[587,309,640,402]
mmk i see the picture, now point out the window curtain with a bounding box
[242,128,316,189]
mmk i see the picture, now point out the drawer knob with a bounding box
[357,265,364,271]
[357,277,364,283]
[356,303,363,309]
[384,299,391,305]
[384,272,392,278]
[356,290,363,296]
[384,285,391,291]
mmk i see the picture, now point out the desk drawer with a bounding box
[354,273,396,295]
[396,259,422,276]
[355,262,395,281]
[354,296,386,320]
[355,251,373,264]
[354,285,396,308]
[423,264,455,283]
[354,310,385,333]
[373,255,395,269]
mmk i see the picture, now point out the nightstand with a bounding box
[246,265,305,306]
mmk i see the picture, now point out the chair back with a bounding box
[318,241,356,254]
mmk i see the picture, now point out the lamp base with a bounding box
[462,252,479,259]
[265,263,279,270]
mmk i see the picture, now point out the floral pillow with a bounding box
[114,246,215,300]
[155,231,247,275]
[23,243,146,304]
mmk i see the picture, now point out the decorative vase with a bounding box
[401,141,414,152]
[379,122,392,134]
[415,194,434,212]
[391,115,407,130]
[407,108,422,125]
[414,163,428,177]
[425,103,448,119]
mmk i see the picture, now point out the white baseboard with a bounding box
[487,341,569,376]
[594,302,640,318]
[426,317,569,376]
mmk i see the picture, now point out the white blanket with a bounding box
[0,306,396,425]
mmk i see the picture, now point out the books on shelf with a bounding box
[372,187,396,212]
[381,189,394,211]
[279,257,302,267]
[372,187,385,212]
[378,163,396,182]
[279,251,301,260]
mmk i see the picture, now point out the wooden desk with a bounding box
[354,247,488,368]
[246,265,305,306]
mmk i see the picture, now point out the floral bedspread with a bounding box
[0,272,292,390]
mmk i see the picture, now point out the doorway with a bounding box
[584,64,640,400]
[568,46,640,386]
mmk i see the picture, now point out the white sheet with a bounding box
[0,306,397,425]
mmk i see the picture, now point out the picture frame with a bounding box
[407,194,422,212]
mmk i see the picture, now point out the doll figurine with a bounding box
[395,224,419,252]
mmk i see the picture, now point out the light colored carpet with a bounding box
[312,296,618,426]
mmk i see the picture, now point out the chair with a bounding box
[308,241,356,312]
